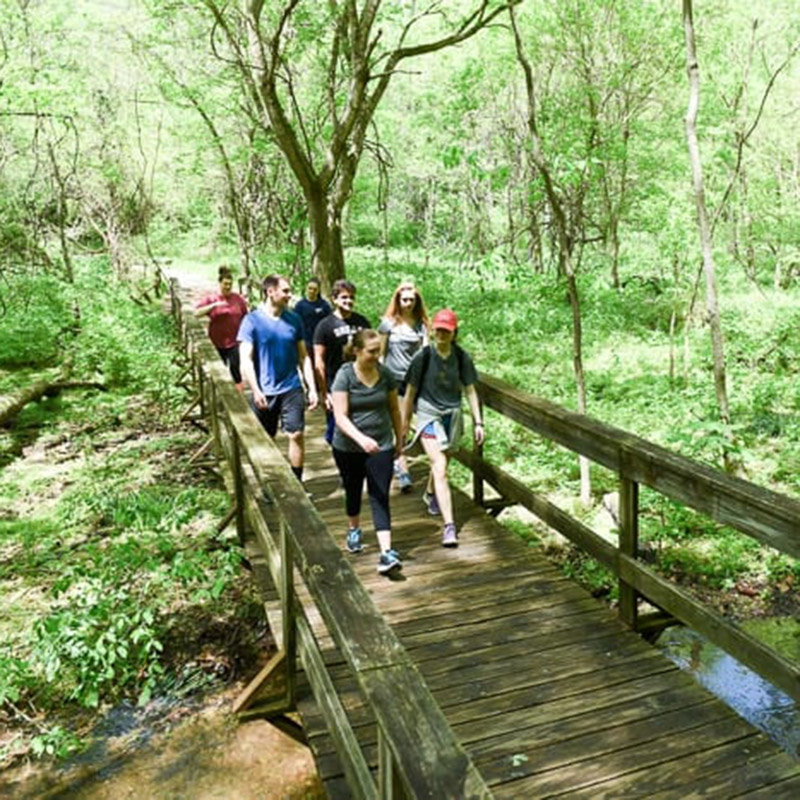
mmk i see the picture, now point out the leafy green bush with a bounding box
[33,583,164,708]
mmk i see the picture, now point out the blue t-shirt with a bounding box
[237,308,305,395]
[294,297,331,348]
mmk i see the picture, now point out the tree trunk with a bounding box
[682,0,731,427]
[511,7,591,504]
[307,193,346,294]
[1,381,106,427]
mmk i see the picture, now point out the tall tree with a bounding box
[682,0,731,429]
[510,5,592,504]
[201,0,519,291]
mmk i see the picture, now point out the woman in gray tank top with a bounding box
[378,282,429,492]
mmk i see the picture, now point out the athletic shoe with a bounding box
[397,470,413,493]
[442,523,458,548]
[377,549,403,574]
[423,491,441,516]
[346,527,364,553]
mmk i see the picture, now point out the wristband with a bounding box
[475,422,484,427]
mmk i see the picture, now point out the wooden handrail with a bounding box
[460,373,800,703]
[477,374,800,558]
[170,281,491,800]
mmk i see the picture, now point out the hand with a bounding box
[474,422,485,446]
[307,388,319,411]
[360,436,380,454]
[253,388,268,410]
[325,393,333,411]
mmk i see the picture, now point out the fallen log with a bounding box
[0,380,107,427]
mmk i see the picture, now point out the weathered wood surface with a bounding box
[478,373,800,558]
[455,446,800,704]
[290,412,800,799]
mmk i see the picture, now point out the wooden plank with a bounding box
[578,739,799,799]
[490,716,759,797]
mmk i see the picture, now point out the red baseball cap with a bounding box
[432,308,458,331]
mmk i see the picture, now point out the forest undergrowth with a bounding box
[0,259,267,770]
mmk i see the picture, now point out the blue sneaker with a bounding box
[377,549,402,574]
[346,527,363,553]
[423,491,440,516]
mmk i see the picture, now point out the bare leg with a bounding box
[288,430,304,469]
[421,438,453,525]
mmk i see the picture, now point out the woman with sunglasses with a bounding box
[332,329,403,575]
[378,281,429,491]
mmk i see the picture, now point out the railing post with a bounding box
[280,517,297,707]
[473,417,485,508]
[618,475,639,630]
[231,428,247,547]
[378,726,409,799]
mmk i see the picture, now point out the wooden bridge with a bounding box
[169,278,800,798]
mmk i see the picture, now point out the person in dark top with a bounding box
[313,279,371,444]
[293,277,331,356]
[332,329,403,574]
[238,274,318,484]
[401,309,484,548]
[195,265,248,390]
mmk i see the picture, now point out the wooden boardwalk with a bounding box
[264,409,800,799]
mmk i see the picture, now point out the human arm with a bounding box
[297,340,318,410]
[195,296,224,318]
[239,340,267,409]
[464,383,484,445]
[388,388,403,457]
[332,390,380,454]
[313,343,329,408]
[401,383,416,445]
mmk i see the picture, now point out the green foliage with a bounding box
[33,587,164,708]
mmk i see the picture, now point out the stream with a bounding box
[656,616,800,759]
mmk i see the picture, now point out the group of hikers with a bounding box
[195,266,484,576]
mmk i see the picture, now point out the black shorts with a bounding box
[251,386,305,437]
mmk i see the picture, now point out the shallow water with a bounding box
[657,619,800,759]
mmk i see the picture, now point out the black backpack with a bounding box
[411,344,467,399]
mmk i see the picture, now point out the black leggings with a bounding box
[333,448,393,531]
[216,345,242,384]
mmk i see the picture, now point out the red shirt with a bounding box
[197,291,248,349]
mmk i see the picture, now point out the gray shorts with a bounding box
[251,386,305,437]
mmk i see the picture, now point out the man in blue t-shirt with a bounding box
[238,274,318,483]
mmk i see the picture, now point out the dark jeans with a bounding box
[333,447,393,531]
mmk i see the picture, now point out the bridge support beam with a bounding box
[618,476,640,630]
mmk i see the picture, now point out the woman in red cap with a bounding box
[401,309,484,547]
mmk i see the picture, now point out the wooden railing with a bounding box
[457,374,800,704]
[167,278,491,800]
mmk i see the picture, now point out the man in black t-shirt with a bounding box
[313,279,371,443]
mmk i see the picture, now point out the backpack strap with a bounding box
[416,343,465,389]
